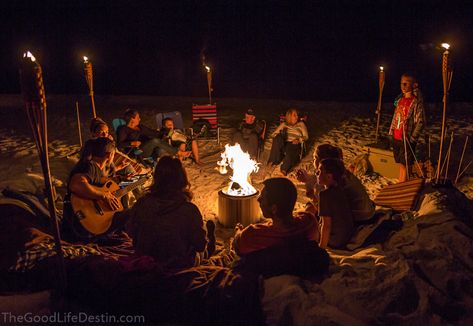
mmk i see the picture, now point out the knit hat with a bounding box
[246,108,256,116]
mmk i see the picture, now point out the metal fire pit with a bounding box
[218,190,261,227]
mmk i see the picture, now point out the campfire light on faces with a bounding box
[217,143,260,196]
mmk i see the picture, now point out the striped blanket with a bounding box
[374,178,425,212]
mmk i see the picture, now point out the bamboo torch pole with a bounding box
[75,101,83,147]
[83,56,97,118]
[205,65,212,105]
[19,51,67,297]
[375,66,385,143]
[436,43,450,183]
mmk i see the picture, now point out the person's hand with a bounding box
[234,223,244,233]
[131,140,141,147]
[296,169,310,183]
[102,192,121,211]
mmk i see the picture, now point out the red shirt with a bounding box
[393,96,415,140]
[233,212,318,255]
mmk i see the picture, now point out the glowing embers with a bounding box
[217,143,259,196]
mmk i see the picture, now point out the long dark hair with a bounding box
[151,156,192,200]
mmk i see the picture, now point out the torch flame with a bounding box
[217,144,259,196]
[24,51,36,62]
[379,66,384,71]
[205,65,210,72]
[441,43,450,50]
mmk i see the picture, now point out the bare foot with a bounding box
[177,150,192,159]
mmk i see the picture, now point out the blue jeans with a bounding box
[141,138,178,158]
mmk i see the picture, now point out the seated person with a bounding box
[116,109,180,160]
[267,108,308,175]
[66,138,128,240]
[317,158,355,249]
[159,117,200,164]
[233,177,318,256]
[233,108,265,159]
[86,118,134,178]
[124,156,213,270]
[296,144,375,223]
[90,117,114,140]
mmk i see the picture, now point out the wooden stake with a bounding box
[375,66,385,143]
[75,101,83,147]
[455,136,469,184]
[457,159,473,181]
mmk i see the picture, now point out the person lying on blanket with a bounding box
[233,177,318,256]
[158,117,202,165]
[296,143,375,224]
[317,158,355,249]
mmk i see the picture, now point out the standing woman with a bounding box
[124,156,212,270]
[267,108,308,175]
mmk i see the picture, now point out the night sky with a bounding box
[1,0,472,102]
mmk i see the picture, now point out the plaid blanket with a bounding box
[10,230,134,272]
[10,237,102,272]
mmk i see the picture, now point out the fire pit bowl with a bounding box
[218,190,261,227]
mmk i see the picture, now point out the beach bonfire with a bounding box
[217,144,261,227]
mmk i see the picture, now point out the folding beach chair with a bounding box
[191,104,220,144]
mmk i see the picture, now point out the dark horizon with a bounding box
[1,1,473,102]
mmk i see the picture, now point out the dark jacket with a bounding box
[124,194,207,270]
[237,120,265,139]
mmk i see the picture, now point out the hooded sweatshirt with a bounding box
[124,193,207,270]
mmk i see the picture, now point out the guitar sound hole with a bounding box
[106,181,113,188]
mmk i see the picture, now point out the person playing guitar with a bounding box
[65,138,128,240]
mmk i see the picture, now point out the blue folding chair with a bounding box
[156,111,185,130]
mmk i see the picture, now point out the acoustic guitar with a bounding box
[70,176,149,235]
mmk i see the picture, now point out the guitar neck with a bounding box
[113,177,148,198]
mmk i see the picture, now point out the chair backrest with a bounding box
[192,104,218,130]
[156,111,184,130]
[112,118,126,132]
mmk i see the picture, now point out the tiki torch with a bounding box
[436,43,453,183]
[19,51,67,295]
[375,66,385,143]
[83,56,97,118]
[205,65,213,104]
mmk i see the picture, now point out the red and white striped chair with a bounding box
[191,104,220,144]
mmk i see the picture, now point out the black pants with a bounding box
[268,133,302,173]
[233,131,259,158]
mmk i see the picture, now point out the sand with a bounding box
[1,94,473,324]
